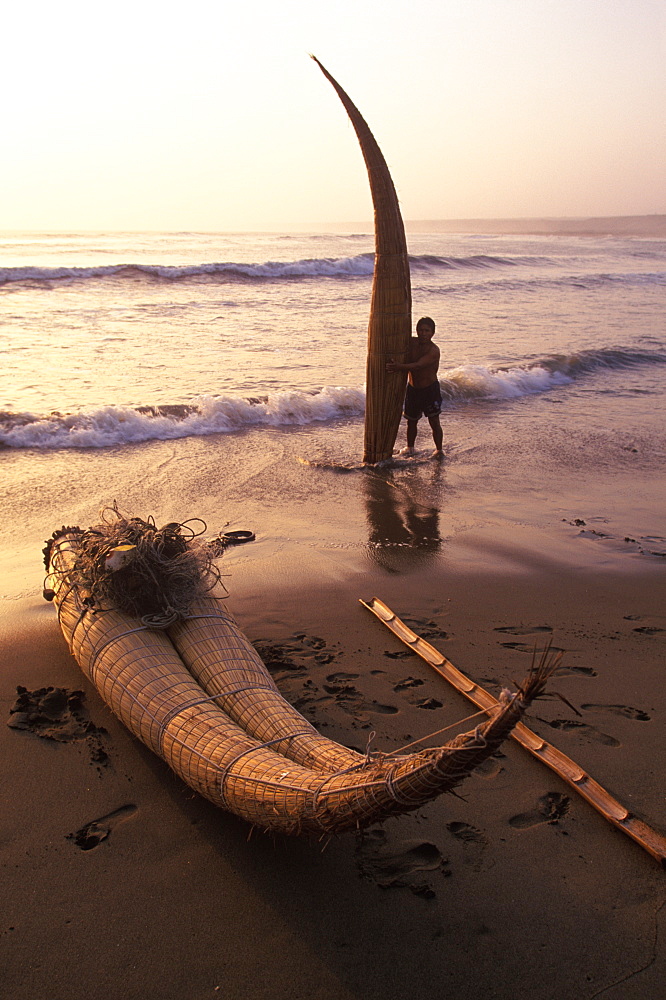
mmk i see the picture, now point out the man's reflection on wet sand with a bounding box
[363,465,443,573]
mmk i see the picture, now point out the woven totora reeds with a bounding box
[45,520,557,835]
[313,57,411,465]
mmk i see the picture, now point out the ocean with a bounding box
[2,228,665,590]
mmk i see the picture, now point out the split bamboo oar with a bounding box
[361,597,666,867]
[312,56,411,464]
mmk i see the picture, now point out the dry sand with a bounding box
[2,449,665,1000]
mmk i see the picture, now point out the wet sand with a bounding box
[1,431,665,1000]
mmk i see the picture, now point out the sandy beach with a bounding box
[1,0,665,979]
[1,422,665,1000]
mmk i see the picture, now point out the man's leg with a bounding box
[428,414,443,456]
[406,418,418,449]
[400,418,418,455]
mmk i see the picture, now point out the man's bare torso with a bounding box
[407,337,440,388]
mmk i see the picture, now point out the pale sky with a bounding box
[3,0,665,230]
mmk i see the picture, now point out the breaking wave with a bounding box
[0,387,366,450]
[2,347,663,450]
[441,347,666,400]
[0,252,544,289]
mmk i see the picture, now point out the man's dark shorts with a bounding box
[404,381,442,420]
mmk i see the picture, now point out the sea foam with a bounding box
[0,387,366,450]
[2,347,662,450]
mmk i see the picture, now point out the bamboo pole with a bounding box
[312,56,411,464]
[360,596,666,867]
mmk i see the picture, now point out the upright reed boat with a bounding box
[312,57,412,464]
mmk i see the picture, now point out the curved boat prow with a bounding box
[312,56,411,464]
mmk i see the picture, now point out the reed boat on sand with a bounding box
[44,518,555,836]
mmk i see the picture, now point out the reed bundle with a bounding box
[44,521,556,835]
[313,57,411,464]
[168,594,366,774]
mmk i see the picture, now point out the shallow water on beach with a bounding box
[1,229,665,593]
[2,229,665,416]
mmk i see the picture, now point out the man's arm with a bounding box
[386,344,439,373]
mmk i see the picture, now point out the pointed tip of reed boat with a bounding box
[310,54,412,465]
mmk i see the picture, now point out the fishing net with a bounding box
[43,504,222,628]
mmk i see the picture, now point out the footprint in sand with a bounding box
[392,678,441,710]
[447,822,488,844]
[473,757,503,779]
[499,642,566,656]
[573,529,666,559]
[415,698,443,710]
[356,829,449,897]
[255,639,399,725]
[8,686,98,742]
[322,675,399,720]
[578,528,612,540]
[552,663,598,678]
[447,822,489,870]
[7,686,110,770]
[253,633,341,676]
[494,625,553,636]
[582,703,651,722]
[393,677,425,691]
[509,792,570,830]
[292,633,342,663]
[623,537,666,558]
[67,804,137,851]
[292,691,334,720]
[325,672,360,683]
[253,643,307,680]
[322,682,358,698]
[633,626,666,637]
[292,633,326,649]
[543,718,620,747]
[363,701,399,716]
[401,618,449,641]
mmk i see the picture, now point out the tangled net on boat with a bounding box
[44,504,223,628]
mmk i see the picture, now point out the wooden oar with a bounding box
[360,596,666,868]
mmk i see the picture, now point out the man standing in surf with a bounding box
[387,317,443,458]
